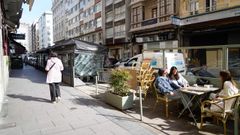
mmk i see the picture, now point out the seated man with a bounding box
[155,68,181,96]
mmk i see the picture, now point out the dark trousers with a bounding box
[49,83,61,101]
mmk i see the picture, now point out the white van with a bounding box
[118,52,186,73]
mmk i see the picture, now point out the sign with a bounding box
[10,33,25,40]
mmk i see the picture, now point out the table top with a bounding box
[180,86,219,95]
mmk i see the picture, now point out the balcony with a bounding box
[141,18,157,26]
[130,15,173,32]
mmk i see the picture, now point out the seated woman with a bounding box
[208,70,239,112]
[168,66,189,88]
[155,68,181,96]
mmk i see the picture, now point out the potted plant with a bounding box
[104,69,133,110]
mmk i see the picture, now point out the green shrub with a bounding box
[110,69,131,96]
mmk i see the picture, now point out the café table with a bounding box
[178,86,219,126]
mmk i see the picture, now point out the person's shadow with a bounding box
[7,94,51,103]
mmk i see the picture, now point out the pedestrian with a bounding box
[45,51,64,103]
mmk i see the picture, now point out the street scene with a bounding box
[0,0,240,135]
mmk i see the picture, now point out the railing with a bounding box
[181,2,240,17]
[130,14,172,30]
[141,18,157,26]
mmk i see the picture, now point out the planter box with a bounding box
[104,92,133,110]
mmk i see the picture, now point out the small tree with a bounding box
[110,69,131,96]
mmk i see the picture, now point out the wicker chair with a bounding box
[137,61,155,99]
[200,94,240,135]
[153,81,181,118]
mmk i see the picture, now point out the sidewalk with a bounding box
[0,66,159,135]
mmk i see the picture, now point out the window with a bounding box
[152,8,157,18]
[106,11,113,22]
[106,28,113,38]
[206,0,216,12]
[114,24,125,37]
[80,0,85,9]
[95,2,101,13]
[132,6,141,28]
[159,0,173,21]
[189,0,199,15]
[115,6,125,20]
[96,17,102,28]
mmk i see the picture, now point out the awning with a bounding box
[2,0,35,29]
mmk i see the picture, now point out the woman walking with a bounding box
[45,51,64,103]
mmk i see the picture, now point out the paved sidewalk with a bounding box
[0,66,158,135]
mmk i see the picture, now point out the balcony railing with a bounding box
[141,18,157,26]
[130,14,173,30]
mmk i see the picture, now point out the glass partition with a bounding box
[228,47,240,83]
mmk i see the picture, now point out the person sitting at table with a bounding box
[168,66,189,88]
[155,68,181,96]
[208,70,239,112]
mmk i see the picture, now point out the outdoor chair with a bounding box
[137,61,155,99]
[153,81,181,118]
[200,94,240,135]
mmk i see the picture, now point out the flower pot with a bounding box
[104,92,133,110]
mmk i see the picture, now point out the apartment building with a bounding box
[103,0,130,60]
[129,0,179,55]
[38,11,54,49]
[52,0,67,43]
[16,23,31,52]
[31,21,39,52]
[64,0,102,44]
[179,0,240,46]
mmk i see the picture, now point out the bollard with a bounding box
[95,76,98,95]
[139,87,143,121]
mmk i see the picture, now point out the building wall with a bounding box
[31,21,39,52]
[38,11,53,49]
[52,0,67,42]
[52,0,103,44]
[104,0,131,59]
[16,23,31,52]
[0,9,9,114]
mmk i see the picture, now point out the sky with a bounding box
[20,0,52,24]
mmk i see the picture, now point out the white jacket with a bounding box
[45,57,64,83]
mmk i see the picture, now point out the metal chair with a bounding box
[200,94,240,135]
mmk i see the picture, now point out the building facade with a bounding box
[38,11,54,49]
[16,23,31,52]
[103,0,130,60]
[52,0,67,43]
[52,0,103,44]
[179,0,240,46]
[31,21,39,52]
[77,0,103,44]
[129,0,179,55]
